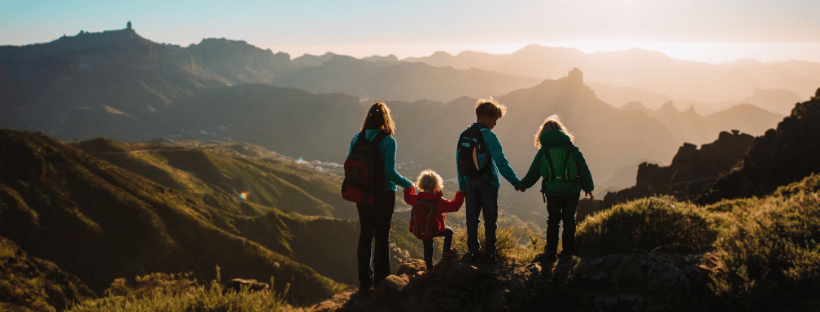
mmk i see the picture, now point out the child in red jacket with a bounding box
[404,169,465,270]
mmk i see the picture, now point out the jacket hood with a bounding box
[539,130,572,147]
[418,191,444,200]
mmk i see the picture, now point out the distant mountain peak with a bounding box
[362,54,398,63]
[659,101,678,112]
[567,67,583,84]
[431,50,453,57]
[622,101,649,113]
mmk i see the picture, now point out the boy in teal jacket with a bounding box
[456,99,521,262]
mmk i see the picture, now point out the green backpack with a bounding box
[539,142,579,194]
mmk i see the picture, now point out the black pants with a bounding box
[465,177,499,254]
[356,190,395,289]
[422,227,454,270]
[545,192,580,255]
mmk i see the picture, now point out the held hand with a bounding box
[584,191,594,201]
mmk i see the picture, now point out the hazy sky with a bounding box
[2,0,819,63]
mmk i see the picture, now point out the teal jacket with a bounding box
[520,130,594,195]
[456,123,521,191]
[349,129,413,191]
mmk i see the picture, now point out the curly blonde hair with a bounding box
[416,169,443,193]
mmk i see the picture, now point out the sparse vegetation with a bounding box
[706,174,820,310]
[68,268,290,312]
[570,174,820,310]
[451,224,533,259]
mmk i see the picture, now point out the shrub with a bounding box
[709,187,820,309]
[104,272,197,299]
[576,196,719,255]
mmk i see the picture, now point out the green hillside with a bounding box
[73,138,351,219]
[0,237,95,312]
[0,130,345,306]
[71,136,426,285]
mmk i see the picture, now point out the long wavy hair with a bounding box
[534,114,575,148]
[361,102,395,136]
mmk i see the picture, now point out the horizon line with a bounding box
[5,26,820,65]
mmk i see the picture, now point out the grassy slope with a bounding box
[574,173,820,310]
[0,237,95,312]
[0,130,343,306]
[71,138,426,285]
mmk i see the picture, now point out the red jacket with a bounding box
[404,187,465,234]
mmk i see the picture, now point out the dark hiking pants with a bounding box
[356,190,395,289]
[465,177,499,254]
[546,192,580,255]
[422,227,454,270]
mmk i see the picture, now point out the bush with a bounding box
[576,196,719,255]
[709,186,820,309]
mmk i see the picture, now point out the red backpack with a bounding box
[341,131,387,205]
[410,199,437,240]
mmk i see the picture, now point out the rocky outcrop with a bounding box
[698,88,820,204]
[605,130,755,206]
[320,251,719,312]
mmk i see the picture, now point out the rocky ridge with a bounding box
[312,251,720,312]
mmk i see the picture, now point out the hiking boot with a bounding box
[486,251,498,263]
[443,248,458,260]
[467,250,481,262]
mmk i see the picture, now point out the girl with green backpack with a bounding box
[519,115,594,263]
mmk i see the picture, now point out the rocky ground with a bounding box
[308,250,722,312]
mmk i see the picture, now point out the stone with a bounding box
[223,278,269,294]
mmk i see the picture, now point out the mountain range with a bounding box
[403,44,820,107]
[2,24,820,312]
[2,25,808,219]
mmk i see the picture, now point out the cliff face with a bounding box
[605,130,755,206]
[698,88,820,204]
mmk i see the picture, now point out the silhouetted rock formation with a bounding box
[605,130,755,206]
[697,88,820,204]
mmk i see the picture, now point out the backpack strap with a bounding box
[366,130,389,186]
[356,130,367,144]
[543,147,556,182]
[471,125,489,154]
[469,126,490,174]
[561,144,573,182]
[373,131,388,144]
